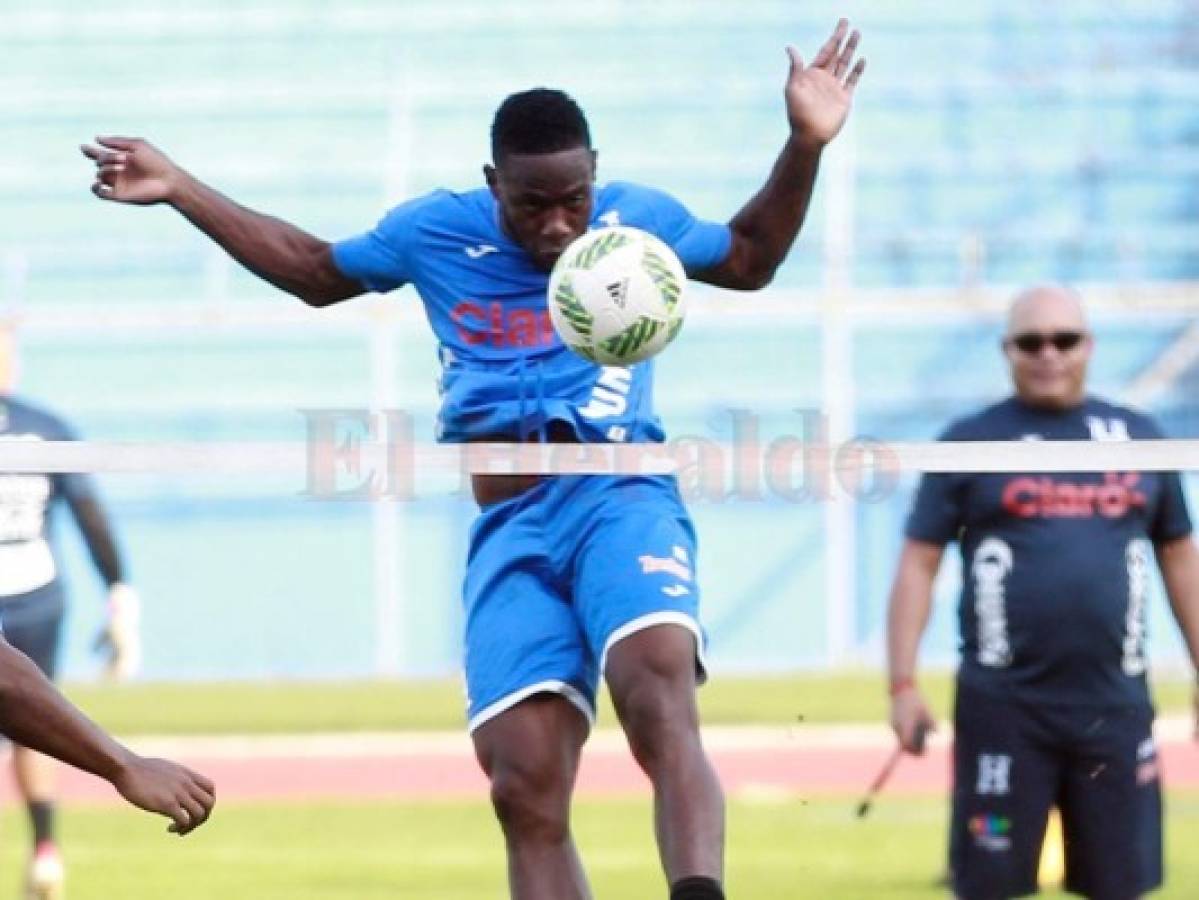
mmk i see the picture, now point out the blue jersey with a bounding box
[332,182,731,442]
[0,397,95,597]
[905,396,1192,708]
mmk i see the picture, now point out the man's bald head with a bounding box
[1006,284,1088,337]
[1001,284,1092,411]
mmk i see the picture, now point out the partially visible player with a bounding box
[0,324,142,898]
[886,285,1199,900]
[83,20,865,899]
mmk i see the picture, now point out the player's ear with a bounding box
[589,149,598,178]
[483,164,499,194]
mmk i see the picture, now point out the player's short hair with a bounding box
[490,88,591,163]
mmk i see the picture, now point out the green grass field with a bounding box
[7,794,1198,899]
[62,670,1198,735]
[40,673,1196,897]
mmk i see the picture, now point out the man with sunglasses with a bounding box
[885,284,1199,899]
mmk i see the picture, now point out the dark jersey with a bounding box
[905,396,1192,708]
[0,396,115,597]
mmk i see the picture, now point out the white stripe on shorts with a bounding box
[467,679,595,735]
[599,611,708,683]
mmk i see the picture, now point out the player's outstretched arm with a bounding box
[64,488,142,679]
[696,18,865,291]
[885,539,942,754]
[81,136,362,307]
[0,638,214,833]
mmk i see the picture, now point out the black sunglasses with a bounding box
[1004,330,1087,353]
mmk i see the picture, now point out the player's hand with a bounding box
[81,136,183,205]
[785,18,866,149]
[110,751,215,836]
[94,583,142,681]
[890,685,936,755]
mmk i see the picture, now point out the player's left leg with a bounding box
[605,625,724,899]
[14,748,62,899]
[565,476,724,899]
[0,583,66,900]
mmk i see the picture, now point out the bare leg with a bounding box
[606,624,724,885]
[473,694,592,900]
[15,745,62,899]
[14,746,57,839]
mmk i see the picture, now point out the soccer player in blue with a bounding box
[886,285,1199,900]
[82,20,866,899]
[1,324,144,898]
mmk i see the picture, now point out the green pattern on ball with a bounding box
[600,315,664,360]
[571,230,633,269]
[641,247,682,313]
[666,316,684,343]
[554,277,593,337]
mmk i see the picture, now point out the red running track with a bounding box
[4,735,1196,806]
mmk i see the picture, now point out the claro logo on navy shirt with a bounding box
[1001,472,1147,518]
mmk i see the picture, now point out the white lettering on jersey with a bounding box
[1086,416,1130,442]
[0,435,53,544]
[1122,538,1151,676]
[0,434,57,594]
[464,244,498,259]
[578,366,633,420]
[661,584,691,598]
[976,754,1012,796]
[972,537,1013,668]
[597,210,621,228]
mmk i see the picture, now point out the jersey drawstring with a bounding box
[534,360,547,444]
[516,354,529,442]
[515,354,548,444]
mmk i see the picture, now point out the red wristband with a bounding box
[889,678,915,697]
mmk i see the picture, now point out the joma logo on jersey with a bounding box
[1001,472,1146,519]
[449,301,555,348]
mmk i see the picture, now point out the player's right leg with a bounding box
[949,682,1059,900]
[463,485,596,900]
[0,583,66,900]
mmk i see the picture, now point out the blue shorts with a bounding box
[950,682,1161,900]
[463,474,705,733]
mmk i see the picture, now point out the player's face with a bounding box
[486,147,596,271]
[1002,287,1092,410]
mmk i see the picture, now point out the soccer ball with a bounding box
[547,226,687,365]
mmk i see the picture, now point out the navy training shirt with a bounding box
[0,396,97,597]
[905,395,1192,708]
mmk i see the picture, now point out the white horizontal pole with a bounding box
[0,439,1197,476]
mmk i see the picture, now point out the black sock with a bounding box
[28,801,55,846]
[670,875,724,900]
